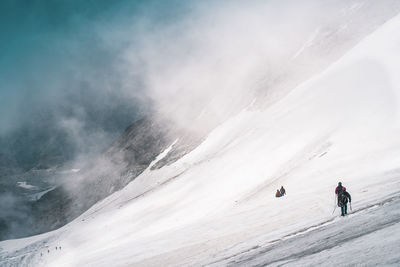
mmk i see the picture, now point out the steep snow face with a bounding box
[2,5,400,267]
[129,0,400,132]
[5,0,400,242]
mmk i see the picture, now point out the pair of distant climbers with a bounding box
[274,182,352,216]
[275,186,286,198]
[335,182,352,216]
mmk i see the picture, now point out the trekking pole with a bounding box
[350,202,352,211]
[332,194,337,214]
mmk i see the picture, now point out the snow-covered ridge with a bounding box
[2,2,400,267]
[16,182,38,190]
[28,187,56,202]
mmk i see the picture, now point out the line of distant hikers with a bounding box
[275,182,352,216]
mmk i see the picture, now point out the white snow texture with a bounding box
[1,1,400,266]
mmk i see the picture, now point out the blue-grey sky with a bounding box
[0,0,195,134]
[0,0,200,169]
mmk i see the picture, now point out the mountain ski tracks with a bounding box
[206,193,400,267]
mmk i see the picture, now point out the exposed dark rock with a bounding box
[1,113,211,241]
[2,115,195,240]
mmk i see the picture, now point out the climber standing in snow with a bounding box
[338,188,351,216]
[275,189,281,198]
[335,182,346,205]
[280,186,286,196]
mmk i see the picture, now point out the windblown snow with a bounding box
[2,3,400,267]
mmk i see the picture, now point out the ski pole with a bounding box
[332,194,337,214]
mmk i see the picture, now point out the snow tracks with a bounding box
[207,194,400,266]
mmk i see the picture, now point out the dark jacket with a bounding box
[280,187,286,196]
[338,191,351,207]
[335,185,346,195]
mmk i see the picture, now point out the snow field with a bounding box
[2,3,400,267]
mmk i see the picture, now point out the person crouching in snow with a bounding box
[280,186,286,196]
[275,189,281,198]
[338,188,351,216]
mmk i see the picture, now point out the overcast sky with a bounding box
[0,0,197,135]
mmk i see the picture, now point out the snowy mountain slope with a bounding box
[127,0,400,172]
[5,0,400,242]
[207,195,400,266]
[10,116,178,240]
[2,4,400,267]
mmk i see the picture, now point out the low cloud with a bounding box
[2,0,399,240]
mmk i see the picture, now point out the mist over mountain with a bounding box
[1,1,400,265]
[0,0,208,240]
[0,0,153,173]
[0,0,153,239]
